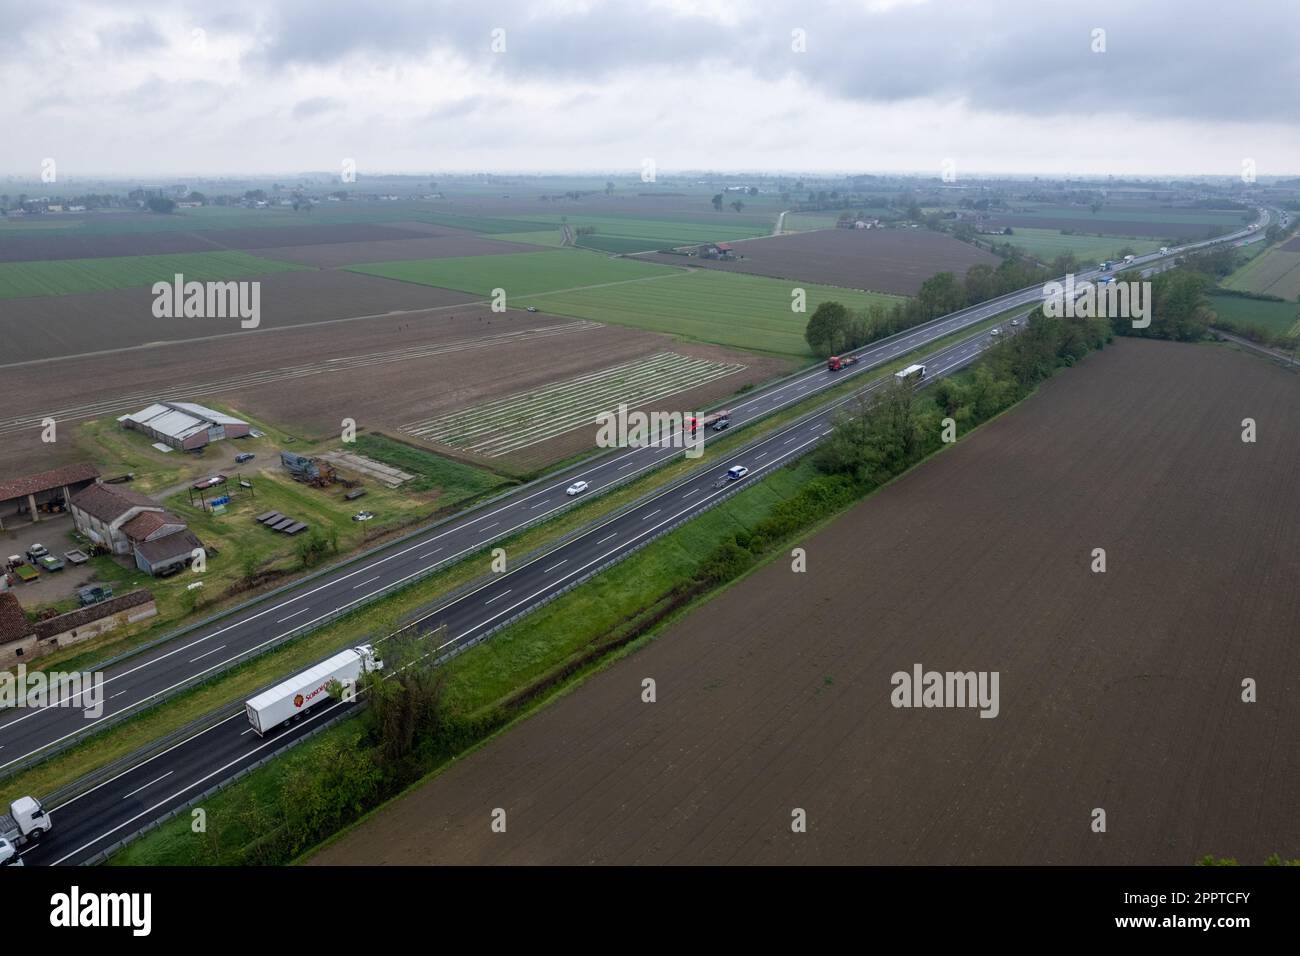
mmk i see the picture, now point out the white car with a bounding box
[989,327,1001,336]
[1010,319,1020,327]
[566,481,590,496]
[727,465,749,481]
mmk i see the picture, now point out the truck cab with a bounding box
[0,837,21,866]
[1,795,52,847]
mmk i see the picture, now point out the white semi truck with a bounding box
[0,796,52,866]
[895,363,927,383]
[244,644,384,736]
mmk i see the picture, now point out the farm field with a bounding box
[248,231,547,267]
[310,338,1300,866]
[346,248,684,297]
[782,210,891,232]
[993,227,1163,263]
[511,214,771,253]
[0,269,479,362]
[518,268,904,358]
[1209,293,1300,337]
[0,305,787,477]
[1221,246,1300,300]
[638,228,998,296]
[0,219,440,261]
[403,350,747,458]
[981,203,1249,239]
[0,249,306,299]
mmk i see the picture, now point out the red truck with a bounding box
[688,410,731,435]
[827,355,859,371]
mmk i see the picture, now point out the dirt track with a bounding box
[309,338,1299,865]
[638,228,999,296]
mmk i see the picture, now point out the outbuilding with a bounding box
[122,401,250,451]
[0,462,100,530]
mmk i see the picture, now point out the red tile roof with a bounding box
[33,590,154,640]
[0,463,99,503]
[0,592,34,646]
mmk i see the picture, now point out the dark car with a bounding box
[235,452,255,463]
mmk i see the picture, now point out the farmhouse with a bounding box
[698,242,735,260]
[0,462,101,530]
[122,401,249,451]
[69,483,203,576]
[0,590,158,666]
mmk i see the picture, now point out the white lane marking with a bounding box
[682,488,698,498]
[51,705,347,864]
[644,509,661,520]
[481,522,500,531]
[442,430,830,650]
[530,500,551,510]
[276,608,311,624]
[597,533,618,545]
[121,771,173,801]
[484,589,511,605]
[543,559,567,573]
[188,645,227,663]
[417,548,442,560]
[352,576,380,590]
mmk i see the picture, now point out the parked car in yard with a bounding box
[352,511,375,522]
[78,584,113,606]
[26,544,48,562]
[37,555,65,572]
[235,452,255,463]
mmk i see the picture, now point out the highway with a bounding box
[0,266,1085,770]
[5,212,1267,865]
[18,319,1000,866]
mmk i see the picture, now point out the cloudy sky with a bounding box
[4,0,1299,179]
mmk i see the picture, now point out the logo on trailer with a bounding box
[293,694,305,708]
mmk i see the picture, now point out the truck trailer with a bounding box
[827,354,860,371]
[894,364,927,383]
[0,796,52,865]
[687,410,730,435]
[244,644,384,736]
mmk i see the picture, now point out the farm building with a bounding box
[133,529,204,577]
[0,462,100,530]
[0,590,157,666]
[122,401,250,451]
[698,242,735,260]
[69,482,204,576]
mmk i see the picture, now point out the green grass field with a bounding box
[995,228,1162,263]
[488,229,568,248]
[518,268,905,358]
[1209,294,1300,337]
[0,250,307,298]
[512,214,771,253]
[350,434,508,500]
[1007,203,1250,228]
[1221,247,1300,300]
[345,248,684,297]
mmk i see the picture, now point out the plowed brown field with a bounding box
[309,338,1300,865]
[638,228,999,296]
